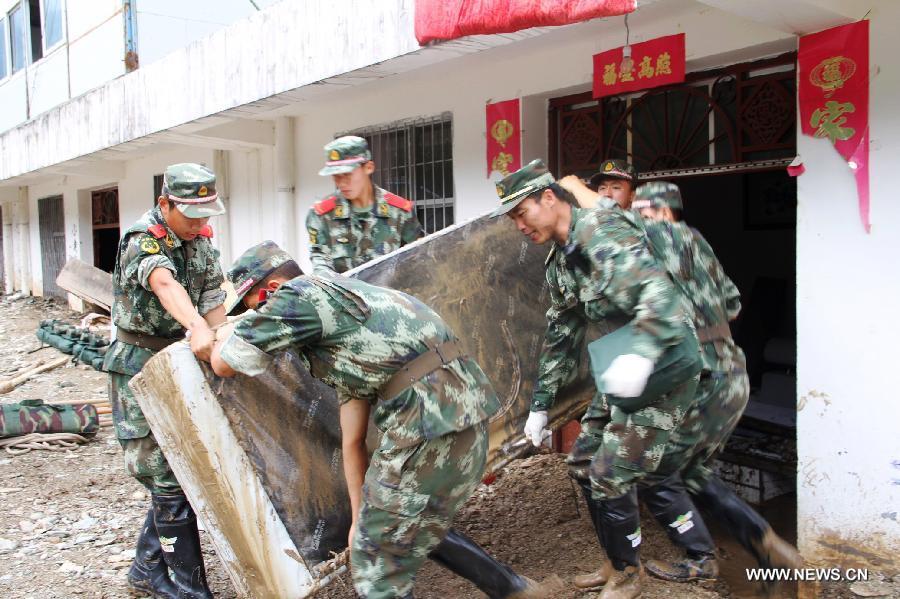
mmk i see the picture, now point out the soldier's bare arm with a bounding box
[558,175,600,209]
[148,267,216,361]
[340,398,371,548]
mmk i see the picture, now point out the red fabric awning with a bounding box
[415,0,636,45]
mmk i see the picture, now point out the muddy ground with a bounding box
[0,295,894,599]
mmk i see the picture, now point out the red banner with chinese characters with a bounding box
[486,99,521,177]
[593,33,685,98]
[799,21,870,232]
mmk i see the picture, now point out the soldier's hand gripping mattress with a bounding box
[130,214,597,598]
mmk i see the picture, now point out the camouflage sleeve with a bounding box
[693,230,741,320]
[305,209,336,276]
[532,298,586,412]
[400,209,423,244]
[577,213,685,362]
[119,233,177,291]
[198,244,226,316]
[221,283,325,376]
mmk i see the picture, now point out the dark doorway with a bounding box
[38,195,66,299]
[92,188,120,273]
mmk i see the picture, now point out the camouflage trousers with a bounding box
[351,421,488,599]
[566,376,699,500]
[643,364,750,493]
[108,372,181,494]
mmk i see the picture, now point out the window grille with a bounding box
[153,174,164,207]
[346,114,454,235]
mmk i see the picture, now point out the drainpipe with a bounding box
[2,203,14,294]
[213,150,233,266]
[14,187,31,295]
[123,0,139,72]
[274,117,296,256]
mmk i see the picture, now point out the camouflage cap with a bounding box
[489,159,556,218]
[163,163,226,218]
[633,181,684,211]
[226,240,295,315]
[589,159,638,189]
[318,136,372,176]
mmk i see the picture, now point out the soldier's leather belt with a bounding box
[380,339,466,401]
[696,323,732,343]
[115,328,181,352]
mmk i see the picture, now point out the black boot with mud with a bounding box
[429,529,563,598]
[573,485,614,590]
[596,489,643,599]
[640,473,719,582]
[127,506,179,598]
[152,493,214,599]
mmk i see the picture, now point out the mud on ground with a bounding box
[0,295,891,599]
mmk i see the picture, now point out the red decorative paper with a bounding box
[799,21,870,232]
[486,99,521,177]
[593,33,685,99]
[415,0,636,45]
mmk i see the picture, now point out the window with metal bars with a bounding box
[347,114,454,235]
[153,174,164,208]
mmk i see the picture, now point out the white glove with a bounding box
[600,354,654,398]
[523,411,549,447]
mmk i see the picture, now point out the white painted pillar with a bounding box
[13,188,31,295]
[274,117,297,256]
[2,202,13,294]
[212,149,233,266]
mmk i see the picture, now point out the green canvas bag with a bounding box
[588,324,702,413]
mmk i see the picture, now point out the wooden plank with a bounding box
[56,258,113,312]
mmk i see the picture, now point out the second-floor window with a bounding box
[8,4,25,73]
[42,0,62,49]
[0,18,8,79]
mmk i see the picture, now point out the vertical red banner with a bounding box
[799,21,870,232]
[486,99,521,177]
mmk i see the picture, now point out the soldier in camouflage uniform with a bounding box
[306,136,422,275]
[491,160,705,599]
[557,159,639,212]
[213,246,560,599]
[103,163,226,599]
[633,182,802,583]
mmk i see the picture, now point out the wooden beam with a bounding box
[56,259,113,313]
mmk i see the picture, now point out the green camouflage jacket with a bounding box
[219,275,500,444]
[640,220,742,372]
[305,185,421,275]
[531,207,689,412]
[103,207,226,376]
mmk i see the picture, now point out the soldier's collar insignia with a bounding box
[164,233,176,248]
[377,202,389,216]
[334,205,346,218]
[329,149,341,161]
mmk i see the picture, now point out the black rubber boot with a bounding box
[692,476,802,571]
[597,488,643,599]
[127,506,179,598]
[573,485,614,590]
[152,493,214,599]
[429,528,528,598]
[640,473,718,582]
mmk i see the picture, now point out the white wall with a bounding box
[795,1,900,567]
[0,71,27,131]
[68,4,125,98]
[135,0,282,67]
[27,46,69,116]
